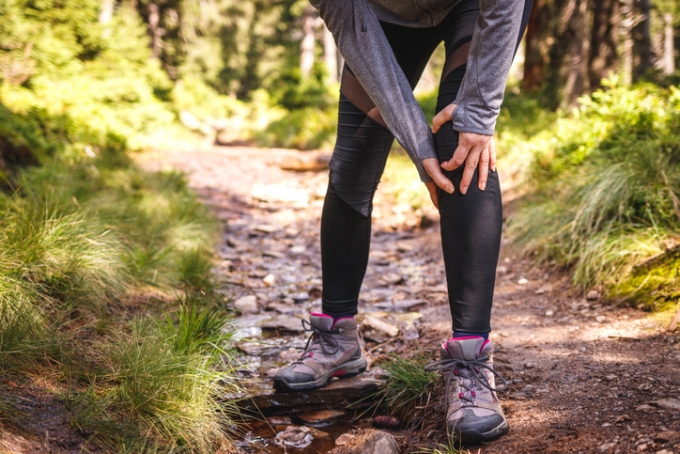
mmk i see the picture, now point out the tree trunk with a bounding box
[300,6,316,78]
[544,0,590,108]
[323,24,338,83]
[148,3,162,59]
[522,0,552,92]
[662,13,675,75]
[632,0,654,80]
[588,0,619,89]
[621,0,634,86]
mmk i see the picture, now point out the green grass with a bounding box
[507,81,680,308]
[363,353,439,421]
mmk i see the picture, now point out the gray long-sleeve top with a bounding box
[309,0,526,182]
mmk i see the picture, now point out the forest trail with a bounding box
[142,146,680,454]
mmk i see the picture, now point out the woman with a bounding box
[273,0,532,444]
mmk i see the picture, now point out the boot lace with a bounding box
[294,319,342,362]
[425,355,507,410]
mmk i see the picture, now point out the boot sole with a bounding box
[454,419,509,445]
[273,357,367,392]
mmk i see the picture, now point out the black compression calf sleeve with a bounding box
[435,65,503,333]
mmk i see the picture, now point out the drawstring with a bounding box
[294,319,342,362]
[425,355,507,414]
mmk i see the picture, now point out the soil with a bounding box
[143,145,680,454]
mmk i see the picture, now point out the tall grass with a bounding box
[509,80,680,309]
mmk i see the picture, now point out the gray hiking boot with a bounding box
[273,313,367,392]
[426,337,509,444]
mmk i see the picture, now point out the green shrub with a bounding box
[509,80,680,308]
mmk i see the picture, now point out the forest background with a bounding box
[1,0,680,452]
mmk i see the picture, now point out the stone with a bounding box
[277,151,331,171]
[599,442,616,452]
[596,315,606,323]
[587,290,601,300]
[636,404,653,411]
[535,283,553,294]
[252,224,279,234]
[261,314,305,333]
[290,245,306,254]
[654,431,680,443]
[251,184,309,205]
[263,274,276,286]
[234,295,259,314]
[335,433,354,446]
[545,310,554,316]
[362,315,400,339]
[653,398,680,411]
[372,300,426,312]
[290,292,309,302]
[274,426,312,449]
[233,377,382,415]
[518,277,529,285]
[380,273,404,285]
[295,409,345,427]
[496,265,509,274]
[265,303,298,314]
[360,431,399,454]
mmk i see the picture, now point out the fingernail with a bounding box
[481,183,486,191]
[461,186,468,194]
[445,185,454,194]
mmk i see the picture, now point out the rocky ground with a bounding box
[143,146,680,454]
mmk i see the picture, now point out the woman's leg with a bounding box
[434,0,502,335]
[321,22,441,317]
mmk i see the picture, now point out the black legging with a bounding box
[321,0,530,333]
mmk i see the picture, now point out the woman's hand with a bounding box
[431,103,496,195]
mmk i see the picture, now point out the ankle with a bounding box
[452,331,489,340]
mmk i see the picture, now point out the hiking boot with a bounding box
[426,337,509,445]
[273,313,367,392]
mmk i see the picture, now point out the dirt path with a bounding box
[143,146,680,454]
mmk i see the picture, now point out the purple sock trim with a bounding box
[453,331,489,340]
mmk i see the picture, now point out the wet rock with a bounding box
[295,409,345,427]
[251,184,309,205]
[359,430,399,454]
[372,415,401,430]
[308,427,331,439]
[234,295,259,314]
[235,377,381,415]
[336,433,355,446]
[261,314,305,333]
[274,425,312,449]
[267,416,291,426]
[587,289,601,300]
[652,398,680,411]
[263,274,276,286]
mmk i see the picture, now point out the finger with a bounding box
[425,182,439,209]
[490,137,497,172]
[422,158,454,194]
[459,147,481,195]
[431,104,455,133]
[478,146,489,191]
[441,141,470,171]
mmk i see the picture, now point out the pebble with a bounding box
[234,295,259,314]
[596,315,606,323]
[535,283,553,294]
[636,404,653,411]
[518,277,529,285]
[599,442,616,451]
[545,310,554,316]
[497,265,509,274]
[290,245,306,254]
[263,274,276,286]
[261,315,305,333]
[251,184,309,205]
[296,409,345,427]
[653,398,680,411]
[587,289,601,300]
[335,433,354,446]
[362,315,400,338]
[274,426,312,449]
